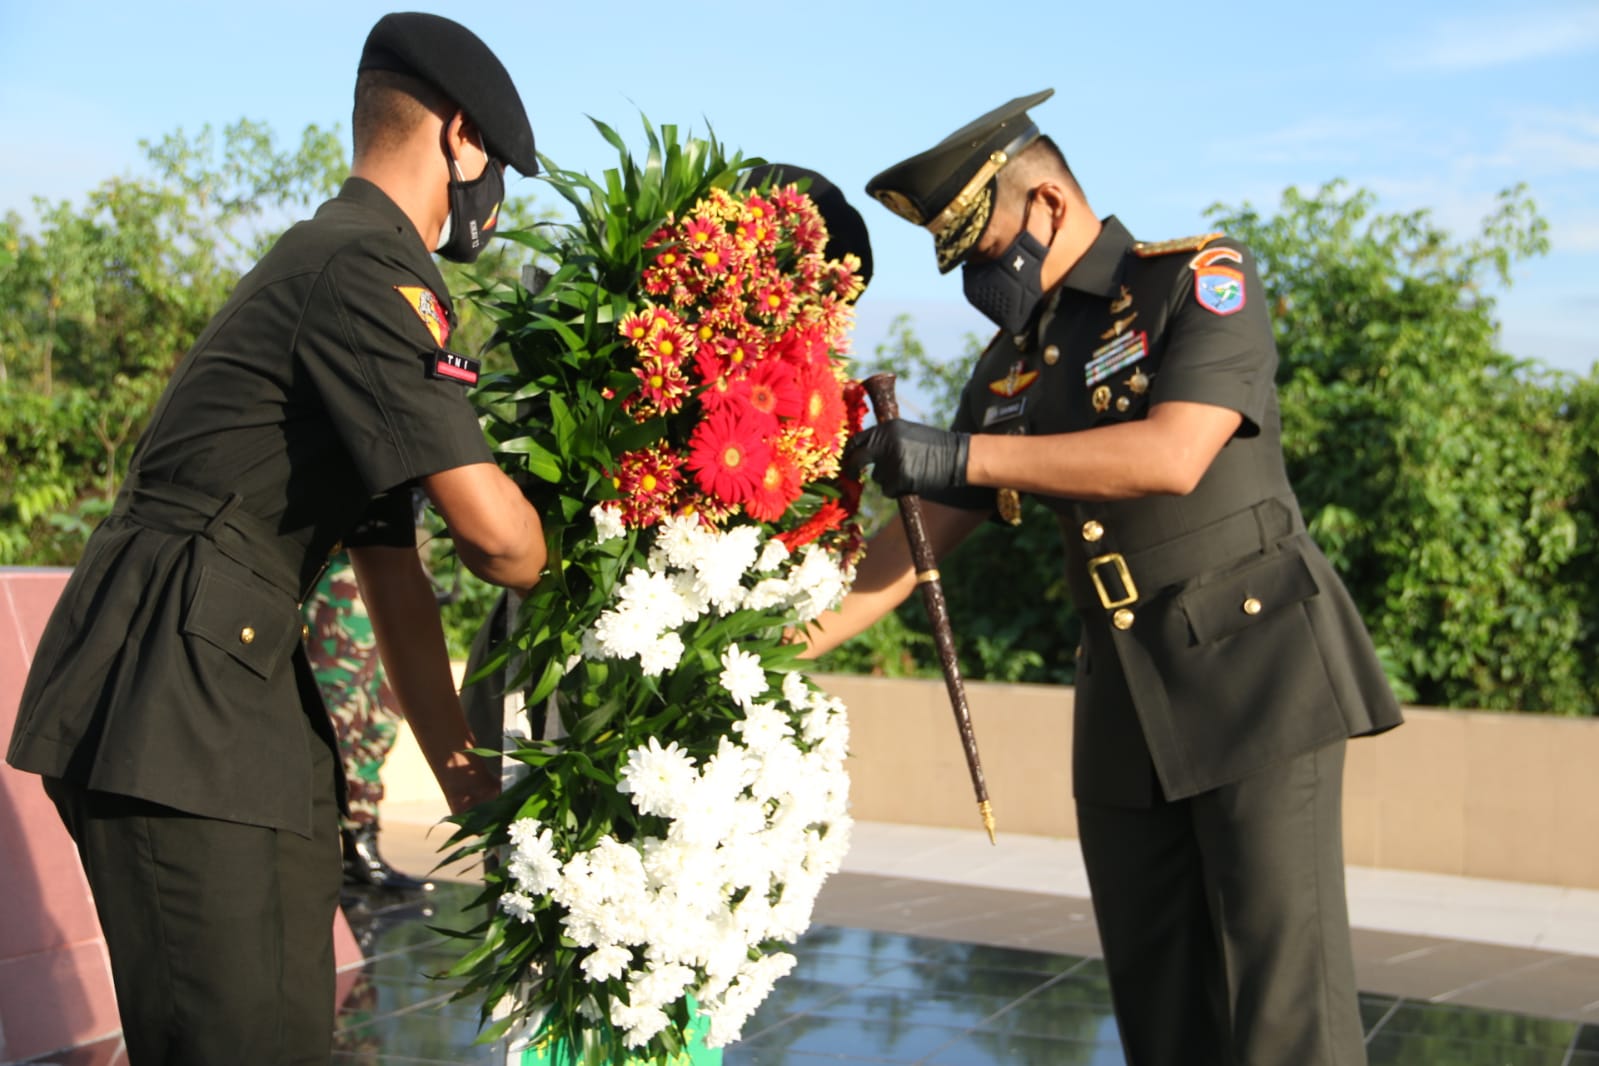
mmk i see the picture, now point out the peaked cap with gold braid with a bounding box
[865,89,1054,273]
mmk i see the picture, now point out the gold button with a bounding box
[1116,396,1130,412]
[301,624,309,640]
[329,540,343,557]
[1242,597,1263,616]
[1043,344,1061,366]
[1082,520,1104,543]
[240,626,257,645]
[1112,608,1135,630]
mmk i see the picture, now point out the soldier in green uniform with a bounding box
[7,14,546,1064]
[806,91,1403,1066]
[304,548,435,891]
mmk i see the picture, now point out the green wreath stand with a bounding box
[513,999,722,1065]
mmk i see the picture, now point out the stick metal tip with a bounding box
[978,800,997,845]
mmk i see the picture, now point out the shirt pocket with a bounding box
[182,555,300,680]
[1179,548,1320,645]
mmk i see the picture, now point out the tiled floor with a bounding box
[23,822,1599,1065]
[309,883,1599,1065]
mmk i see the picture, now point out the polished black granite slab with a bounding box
[312,883,1599,1066]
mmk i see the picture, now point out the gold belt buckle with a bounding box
[1088,552,1139,609]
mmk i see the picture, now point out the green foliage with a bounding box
[1211,181,1592,713]
[0,117,543,567]
[0,120,348,562]
[828,184,1596,715]
[445,119,861,1059]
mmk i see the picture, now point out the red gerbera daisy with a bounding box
[745,358,805,421]
[794,361,848,451]
[744,452,803,523]
[686,406,775,510]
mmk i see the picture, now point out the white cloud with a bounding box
[1399,8,1599,71]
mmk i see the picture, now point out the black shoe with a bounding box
[341,824,436,893]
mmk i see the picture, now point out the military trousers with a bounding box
[1076,740,1365,1066]
[44,709,342,1066]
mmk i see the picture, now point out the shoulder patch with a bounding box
[394,285,451,347]
[1131,232,1226,258]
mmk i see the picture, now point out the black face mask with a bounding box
[961,196,1054,336]
[436,134,504,264]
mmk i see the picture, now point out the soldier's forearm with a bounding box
[350,545,498,812]
[965,400,1243,501]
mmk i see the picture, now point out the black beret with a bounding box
[747,163,874,291]
[865,89,1054,273]
[360,12,537,176]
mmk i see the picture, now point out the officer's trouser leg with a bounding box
[44,715,341,1066]
[1078,788,1231,1066]
[1193,739,1365,1066]
[1078,740,1364,1066]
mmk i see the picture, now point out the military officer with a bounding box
[7,13,545,1064]
[805,91,1403,1066]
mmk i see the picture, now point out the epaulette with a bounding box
[1131,232,1226,258]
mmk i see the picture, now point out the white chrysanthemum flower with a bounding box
[591,503,626,543]
[653,513,715,571]
[750,739,805,802]
[742,576,792,612]
[638,631,685,677]
[627,963,696,1014]
[668,773,743,850]
[807,821,853,875]
[669,569,713,618]
[618,737,697,818]
[590,604,658,660]
[703,953,798,1048]
[788,545,849,621]
[693,525,761,613]
[507,823,563,896]
[718,644,767,709]
[754,537,789,573]
[769,877,822,941]
[781,671,812,713]
[733,701,795,756]
[612,1001,671,1049]
[581,943,633,983]
[500,889,538,923]
[617,568,696,629]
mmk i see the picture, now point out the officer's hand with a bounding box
[842,420,970,498]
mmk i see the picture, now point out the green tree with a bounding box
[1210,181,1593,714]
[0,119,545,568]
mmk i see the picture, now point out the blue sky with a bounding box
[3,0,1595,406]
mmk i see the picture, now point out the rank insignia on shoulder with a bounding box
[1190,246,1243,270]
[1132,232,1225,258]
[428,349,481,386]
[395,285,451,347]
[987,360,1040,398]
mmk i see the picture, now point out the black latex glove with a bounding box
[842,420,971,498]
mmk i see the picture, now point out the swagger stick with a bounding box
[861,373,996,844]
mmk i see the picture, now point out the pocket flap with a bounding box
[182,562,299,679]
[1180,549,1320,644]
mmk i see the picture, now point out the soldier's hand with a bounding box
[842,420,970,498]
